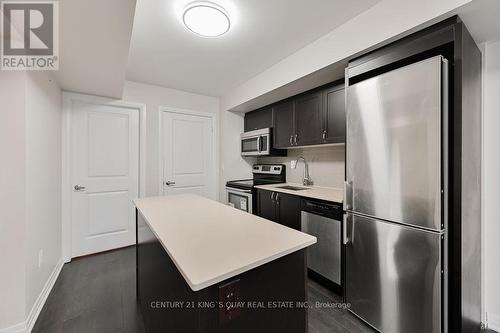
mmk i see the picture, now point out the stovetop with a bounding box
[226,164,286,191]
[226,179,286,190]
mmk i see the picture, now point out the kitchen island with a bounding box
[134,194,316,333]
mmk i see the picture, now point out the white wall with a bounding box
[483,39,500,331]
[0,71,62,331]
[258,145,345,188]
[221,0,471,111]
[122,80,220,197]
[219,110,256,200]
[25,72,62,317]
[0,72,28,329]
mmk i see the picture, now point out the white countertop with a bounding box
[133,194,316,291]
[254,183,344,203]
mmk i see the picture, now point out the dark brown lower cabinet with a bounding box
[256,189,276,222]
[256,189,301,231]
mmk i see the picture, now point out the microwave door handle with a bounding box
[257,136,262,152]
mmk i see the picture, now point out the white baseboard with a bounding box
[488,312,500,331]
[0,259,64,333]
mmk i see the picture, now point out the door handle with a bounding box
[74,185,86,192]
[165,181,176,186]
[343,181,353,211]
[343,214,350,245]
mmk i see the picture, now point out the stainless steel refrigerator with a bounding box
[344,56,448,333]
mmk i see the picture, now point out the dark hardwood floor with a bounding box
[307,278,374,333]
[32,246,145,333]
[33,247,496,333]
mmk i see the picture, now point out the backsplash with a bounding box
[257,145,345,188]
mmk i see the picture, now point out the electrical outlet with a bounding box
[38,249,43,269]
[218,279,240,326]
[290,160,297,169]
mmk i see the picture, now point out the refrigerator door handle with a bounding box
[343,214,350,245]
[343,181,353,211]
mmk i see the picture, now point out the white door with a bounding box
[162,111,215,198]
[71,101,139,257]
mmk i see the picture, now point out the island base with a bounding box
[137,211,308,333]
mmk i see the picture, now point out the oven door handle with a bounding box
[226,187,252,194]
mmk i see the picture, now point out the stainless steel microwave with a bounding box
[241,128,271,156]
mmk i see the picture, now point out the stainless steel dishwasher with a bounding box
[301,199,342,286]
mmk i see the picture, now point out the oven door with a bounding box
[226,187,253,214]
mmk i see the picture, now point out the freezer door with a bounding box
[345,213,443,333]
[346,56,447,231]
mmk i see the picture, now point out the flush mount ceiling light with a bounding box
[182,2,231,37]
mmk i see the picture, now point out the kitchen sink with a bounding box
[276,185,310,191]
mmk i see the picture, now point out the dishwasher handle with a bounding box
[301,200,341,219]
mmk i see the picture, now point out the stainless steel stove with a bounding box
[225,164,286,214]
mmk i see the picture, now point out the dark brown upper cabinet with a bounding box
[295,91,324,146]
[323,84,346,144]
[244,81,346,149]
[244,106,273,132]
[273,100,295,148]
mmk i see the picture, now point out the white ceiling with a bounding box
[54,0,136,98]
[126,0,380,97]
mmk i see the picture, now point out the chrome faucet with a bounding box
[292,156,313,186]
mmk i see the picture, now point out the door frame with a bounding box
[61,92,147,263]
[158,106,218,200]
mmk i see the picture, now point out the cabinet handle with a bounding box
[293,134,298,145]
[322,130,327,141]
[275,193,279,204]
[271,192,275,201]
[289,135,293,146]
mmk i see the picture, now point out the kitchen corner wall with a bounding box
[258,145,345,188]
[219,110,255,200]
